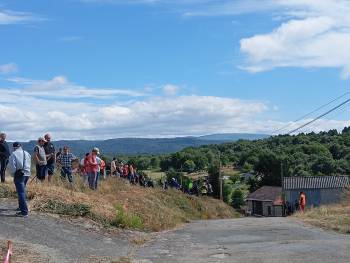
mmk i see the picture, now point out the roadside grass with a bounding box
[0,172,238,231]
[295,191,350,234]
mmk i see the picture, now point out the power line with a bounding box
[273,91,350,134]
[287,98,350,135]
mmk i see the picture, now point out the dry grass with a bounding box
[295,191,350,234]
[1,172,237,231]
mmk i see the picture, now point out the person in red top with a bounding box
[85,147,99,190]
[299,191,306,213]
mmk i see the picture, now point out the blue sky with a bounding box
[1,0,350,140]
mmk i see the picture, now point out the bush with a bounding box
[111,203,143,229]
[36,199,91,216]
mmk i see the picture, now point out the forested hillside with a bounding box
[138,128,350,187]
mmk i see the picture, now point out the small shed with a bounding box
[283,176,350,210]
[246,186,283,217]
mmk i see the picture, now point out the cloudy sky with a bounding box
[1,0,350,141]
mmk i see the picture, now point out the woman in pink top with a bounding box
[86,147,99,190]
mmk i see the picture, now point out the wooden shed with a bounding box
[283,176,350,211]
[246,186,283,217]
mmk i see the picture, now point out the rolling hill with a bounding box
[19,133,270,157]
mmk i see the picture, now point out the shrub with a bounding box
[111,203,143,229]
[35,199,91,216]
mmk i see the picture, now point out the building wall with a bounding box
[285,188,346,209]
[246,200,283,217]
[262,201,273,216]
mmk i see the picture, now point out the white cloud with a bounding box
[7,76,146,99]
[0,76,273,140]
[0,63,18,74]
[239,0,350,78]
[0,10,42,25]
[162,84,179,96]
[1,76,349,141]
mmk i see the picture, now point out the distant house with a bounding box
[246,186,283,217]
[283,176,350,210]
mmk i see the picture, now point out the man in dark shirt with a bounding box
[0,133,10,183]
[43,133,56,183]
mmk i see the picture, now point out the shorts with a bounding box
[36,165,47,181]
[46,163,55,176]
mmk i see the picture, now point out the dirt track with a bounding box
[1,198,350,263]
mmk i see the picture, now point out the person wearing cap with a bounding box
[8,142,31,217]
[85,147,99,190]
[34,137,48,181]
[0,132,10,183]
[57,146,76,183]
[43,133,56,183]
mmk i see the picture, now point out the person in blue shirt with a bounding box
[8,142,31,217]
[57,146,76,183]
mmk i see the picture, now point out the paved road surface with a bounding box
[1,199,350,263]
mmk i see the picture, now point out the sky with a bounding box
[1,0,350,141]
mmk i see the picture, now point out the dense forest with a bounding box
[124,127,350,187]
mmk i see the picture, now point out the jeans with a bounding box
[46,163,55,176]
[87,172,97,190]
[0,158,8,183]
[61,167,73,183]
[14,175,29,215]
[94,172,100,190]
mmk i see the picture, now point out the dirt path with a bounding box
[1,198,350,263]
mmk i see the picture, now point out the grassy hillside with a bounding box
[295,191,350,233]
[0,175,237,231]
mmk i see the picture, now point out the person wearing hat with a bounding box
[8,142,31,217]
[0,132,10,183]
[85,147,99,190]
[34,137,48,181]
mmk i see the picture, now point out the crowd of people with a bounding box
[0,132,158,217]
[0,131,215,219]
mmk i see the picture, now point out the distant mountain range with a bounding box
[19,133,270,157]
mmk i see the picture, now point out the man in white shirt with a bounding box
[8,142,31,217]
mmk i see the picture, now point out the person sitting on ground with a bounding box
[34,137,48,181]
[57,146,76,183]
[170,177,181,190]
[8,142,31,217]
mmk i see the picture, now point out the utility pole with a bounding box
[219,151,223,201]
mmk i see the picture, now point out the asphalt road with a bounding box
[1,199,350,263]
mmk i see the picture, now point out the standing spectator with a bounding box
[0,133,10,183]
[100,159,106,179]
[95,155,102,189]
[110,158,117,177]
[34,137,47,181]
[81,153,89,183]
[299,191,307,213]
[43,133,56,183]
[85,148,99,190]
[8,142,31,217]
[57,146,76,183]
